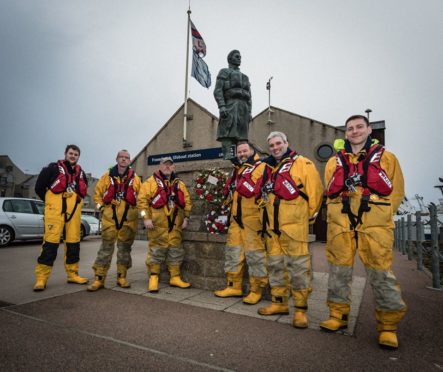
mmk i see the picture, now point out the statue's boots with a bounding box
[33,264,52,291]
[243,277,267,305]
[376,309,405,349]
[65,263,88,284]
[148,263,160,292]
[320,303,350,332]
[214,272,243,298]
[168,265,191,288]
[87,266,108,292]
[117,264,131,288]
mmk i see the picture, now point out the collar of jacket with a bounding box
[158,170,177,182]
[344,136,372,155]
[265,148,293,167]
[110,164,129,179]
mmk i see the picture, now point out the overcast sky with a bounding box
[0,0,442,203]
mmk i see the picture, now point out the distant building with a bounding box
[131,99,344,181]
[0,155,97,207]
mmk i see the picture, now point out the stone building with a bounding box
[131,99,344,290]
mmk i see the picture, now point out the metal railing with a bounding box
[394,203,442,289]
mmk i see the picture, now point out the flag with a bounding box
[190,20,211,88]
[191,50,211,88]
[190,21,206,57]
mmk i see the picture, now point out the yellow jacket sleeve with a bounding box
[295,156,324,222]
[138,176,156,220]
[381,151,405,214]
[94,171,110,207]
[179,181,192,217]
[324,157,336,191]
[133,174,142,194]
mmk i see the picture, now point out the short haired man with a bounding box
[214,141,268,304]
[33,144,89,290]
[256,132,323,328]
[138,157,192,292]
[88,150,141,291]
[320,115,406,349]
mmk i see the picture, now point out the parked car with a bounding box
[80,214,101,237]
[0,197,95,247]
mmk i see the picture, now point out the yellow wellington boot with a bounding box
[65,263,89,285]
[320,302,350,332]
[116,264,131,288]
[243,277,267,305]
[293,311,309,329]
[87,266,107,292]
[258,296,289,315]
[376,309,405,349]
[378,331,398,349]
[148,263,161,292]
[33,264,52,291]
[148,275,159,292]
[168,265,191,288]
[292,289,309,328]
[214,272,243,298]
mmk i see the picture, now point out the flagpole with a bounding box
[183,8,191,146]
[267,76,274,127]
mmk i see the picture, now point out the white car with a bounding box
[0,197,95,247]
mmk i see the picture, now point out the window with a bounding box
[10,200,33,214]
[3,200,13,212]
[315,143,334,162]
[33,201,45,215]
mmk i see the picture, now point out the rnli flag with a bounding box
[191,50,211,88]
[191,21,206,57]
[190,20,211,88]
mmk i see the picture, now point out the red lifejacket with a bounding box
[224,168,238,199]
[270,152,308,201]
[50,160,87,199]
[326,144,393,198]
[236,161,261,198]
[151,172,185,210]
[102,167,137,206]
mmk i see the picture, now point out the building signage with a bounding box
[147,147,223,165]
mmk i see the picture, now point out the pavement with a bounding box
[1,238,442,371]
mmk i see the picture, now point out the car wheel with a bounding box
[80,225,86,241]
[0,226,14,247]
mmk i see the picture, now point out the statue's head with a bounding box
[227,50,241,67]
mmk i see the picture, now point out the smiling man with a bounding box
[33,144,89,291]
[214,141,268,304]
[320,115,406,349]
[256,131,323,329]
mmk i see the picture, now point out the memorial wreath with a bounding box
[194,168,230,234]
[204,205,230,235]
[194,168,228,205]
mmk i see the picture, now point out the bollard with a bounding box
[400,217,406,255]
[394,221,400,252]
[429,204,441,289]
[407,214,413,260]
[415,211,424,271]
